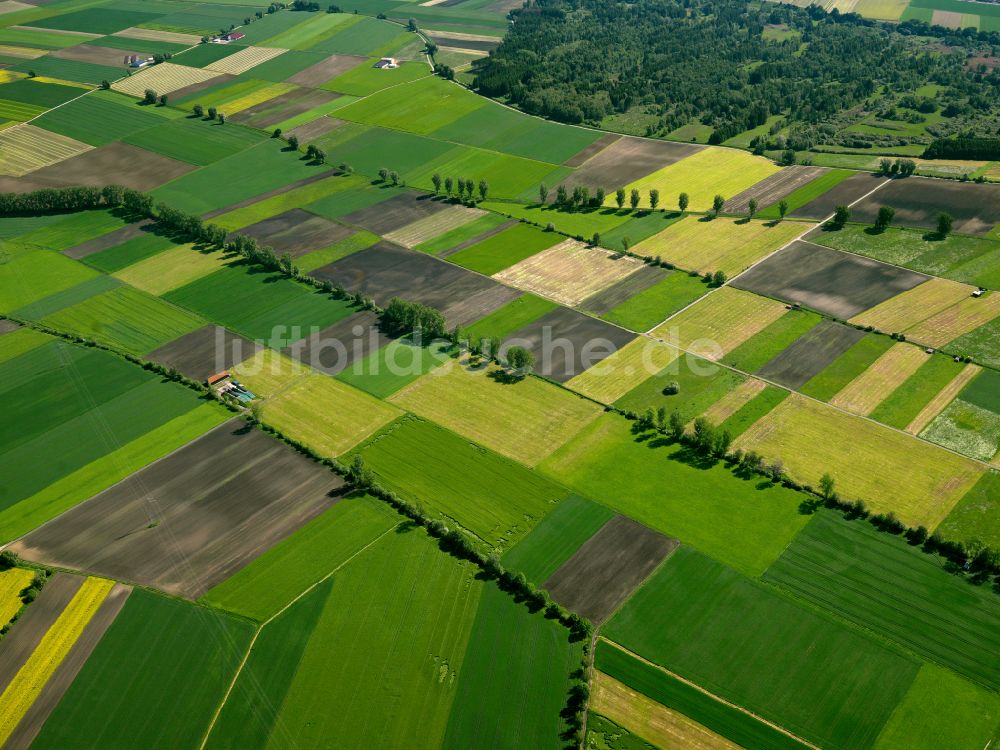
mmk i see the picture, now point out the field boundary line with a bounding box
[597,637,822,750]
[195,522,400,750]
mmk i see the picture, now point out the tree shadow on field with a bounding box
[666,445,720,471]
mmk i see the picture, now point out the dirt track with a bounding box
[11,420,344,598]
[543,515,678,622]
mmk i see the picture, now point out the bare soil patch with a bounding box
[283,309,386,374]
[230,88,339,129]
[757,319,866,389]
[62,218,153,259]
[236,207,352,257]
[312,240,520,327]
[931,9,963,27]
[580,264,669,315]
[168,72,236,102]
[850,177,1000,236]
[24,142,195,191]
[147,324,259,381]
[287,53,366,86]
[11,420,344,598]
[0,319,22,335]
[0,573,83,694]
[570,136,702,191]
[563,132,621,168]
[340,191,452,235]
[790,171,888,220]
[732,240,928,319]
[3,584,131,750]
[543,515,678,623]
[503,305,637,382]
[426,33,499,52]
[723,166,828,213]
[50,43,137,66]
[287,116,345,143]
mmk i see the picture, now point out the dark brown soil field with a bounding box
[790,172,888,220]
[287,54,367,87]
[147,324,259,381]
[11,420,344,598]
[287,116,345,143]
[849,177,1000,236]
[723,166,828,214]
[2,584,132,750]
[340,191,452,235]
[312,240,520,327]
[284,309,386,374]
[503,306,636,382]
[756,319,866,389]
[24,142,195,191]
[542,515,678,623]
[732,240,928,319]
[236,207,352,257]
[437,218,516,257]
[579,264,669,315]
[169,73,235,102]
[62,218,153,259]
[426,33,499,52]
[570,136,702,191]
[202,168,338,218]
[231,88,339,130]
[51,43,138,66]
[563,133,621,168]
[0,319,22,335]
[0,573,83,694]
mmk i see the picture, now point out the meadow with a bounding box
[447,222,558,275]
[460,293,557,343]
[799,333,895,400]
[350,415,569,548]
[122,116,266,165]
[600,272,709,332]
[336,338,454,398]
[32,90,178,146]
[604,546,920,750]
[566,338,679,405]
[764,511,1000,690]
[722,309,823,373]
[539,414,809,576]
[868,354,966,429]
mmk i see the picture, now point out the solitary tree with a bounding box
[629,188,640,210]
[407,17,417,31]
[100,80,111,90]
[389,170,400,186]
[831,205,851,229]
[591,231,601,246]
[621,236,631,253]
[378,167,389,183]
[143,89,157,105]
[158,94,168,106]
[478,178,489,201]
[615,187,626,209]
[712,194,725,217]
[678,192,689,212]
[193,103,204,117]
[649,188,660,210]
[431,173,442,194]
[207,106,218,120]
[287,134,299,150]
[819,472,836,501]
[874,205,895,232]
[712,270,726,286]
[747,197,758,219]
[778,199,788,221]
[937,212,953,238]
[506,345,534,375]
[538,183,548,204]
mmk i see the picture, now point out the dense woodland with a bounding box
[473,0,1000,146]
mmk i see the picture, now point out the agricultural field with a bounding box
[0,123,92,176]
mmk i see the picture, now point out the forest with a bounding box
[473,0,1000,145]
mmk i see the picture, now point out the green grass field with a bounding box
[207,528,484,750]
[447,222,559,275]
[601,272,709,332]
[759,168,855,218]
[920,398,1000,461]
[163,264,354,344]
[595,642,812,750]
[718,385,789,437]
[314,126,458,182]
[41,285,204,354]
[31,589,254,750]
[868,354,966,428]
[9,55,124,85]
[605,546,920,750]
[83,232,178,273]
[335,337,453,398]
[16,209,131,251]
[478,201,633,240]
[443,584,583,749]
[309,15,410,55]
[415,212,509,255]
[322,59,429,96]
[260,11,360,49]
[24,7,157,34]
[461,293,557,342]
[408,145,565,200]
[501,494,614,583]
[810,224,1000,289]
[616,352,746,423]
[0,246,100,312]
[349,415,569,549]
[948,315,1000,369]
[122,116,266,165]
[764,510,1000,690]
[13,274,121,320]
[723,309,824,373]
[212,173,368,230]
[938,472,1000,557]
[32,90,177,146]
[201,494,399,621]
[799,333,895,401]
[539,414,809,576]
[335,74,485,135]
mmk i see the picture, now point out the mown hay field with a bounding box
[905,290,1000,347]
[634,216,807,277]
[0,123,92,176]
[112,244,230,295]
[205,45,288,75]
[383,204,485,248]
[112,61,220,97]
[389,356,603,466]
[614,148,783,212]
[829,342,930,416]
[851,277,973,332]
[566,337,679,404]
[736,394,984,528]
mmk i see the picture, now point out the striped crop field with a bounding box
[206,46,288,75]
[0,577,114,745]
[0,123,92,176]
[112,62,219,97]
